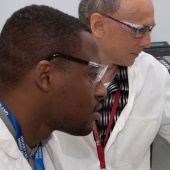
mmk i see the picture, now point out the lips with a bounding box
[93,111,101,121]
[131,50,142,56]
[96,103,102,112]
[131,53,139,56]
[91,103,103,121]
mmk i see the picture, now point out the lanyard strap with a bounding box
[93,90,120,169]
[93,121,106,169]
[104,90,120,145]
[0,101,44,170]
[34,142,45,170]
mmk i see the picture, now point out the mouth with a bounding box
[131,50,142,56]
[131,52,139,56]
[96,103,102,111]
[93,111,101,121]
[92,103,102,121]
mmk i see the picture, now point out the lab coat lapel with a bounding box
[0,118,21,159]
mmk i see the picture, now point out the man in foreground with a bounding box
[0,4,107,170]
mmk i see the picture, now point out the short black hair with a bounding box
[0,5,91,88]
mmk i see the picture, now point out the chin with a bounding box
[126,60,136,66]
[65,126,93,136]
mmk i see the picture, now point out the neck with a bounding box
[0,97,52,148]
[22,122,51,148]
[102,65,118,83]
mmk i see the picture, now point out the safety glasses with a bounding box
[46,53,108,88]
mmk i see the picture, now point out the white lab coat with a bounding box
[47,52,170,170]
[0,116,65,170]
[0,118,32,170]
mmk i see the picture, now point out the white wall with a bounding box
[152,0,170,44]
[0,0,170,44]
[0,0,80,31]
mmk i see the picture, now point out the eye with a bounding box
[121,24,136,34]
[87,72,98,82]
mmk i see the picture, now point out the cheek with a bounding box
[68,84,95,113]
[105,31,127,56]
[61,93,95,128]
[70,85,95,109]
[58,72,96,119]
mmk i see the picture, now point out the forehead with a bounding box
[114,0,155,25]
[76,32,100,63]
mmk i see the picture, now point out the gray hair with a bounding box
[78,0,121,27]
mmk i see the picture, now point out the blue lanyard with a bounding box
[0,101,45,170]
[34,142,45,170]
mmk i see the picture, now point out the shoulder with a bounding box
[128,51,170,95]
[132,51,168,76]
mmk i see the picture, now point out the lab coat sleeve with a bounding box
[158,69,170,143]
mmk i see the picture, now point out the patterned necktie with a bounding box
[97,66,129,146]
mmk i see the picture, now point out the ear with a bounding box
[90,13,105,38]
[34,60,53,92]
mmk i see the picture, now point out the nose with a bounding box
[139,33,151,49]
[95,81,107,101]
